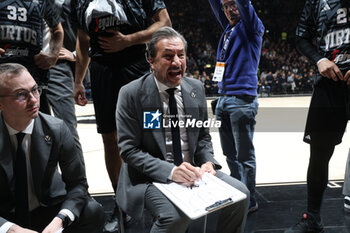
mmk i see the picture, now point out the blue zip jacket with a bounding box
[208,0,264,96]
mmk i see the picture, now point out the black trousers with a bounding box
[8,197,105,233]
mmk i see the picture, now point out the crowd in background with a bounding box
[163,0,314,96]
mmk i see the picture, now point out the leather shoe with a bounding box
[248,202,258,213]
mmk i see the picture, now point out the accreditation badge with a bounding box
[212,62,225,82]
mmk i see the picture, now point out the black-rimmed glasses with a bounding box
[0,86,42,102]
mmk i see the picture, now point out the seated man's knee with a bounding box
[155,204,190,232]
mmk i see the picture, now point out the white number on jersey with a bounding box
[7,5,27,22]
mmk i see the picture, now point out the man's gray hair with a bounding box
[0,63,28,89]
[147,26,188,59]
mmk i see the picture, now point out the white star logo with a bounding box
[151,110,162,122]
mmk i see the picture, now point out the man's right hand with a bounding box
[317,59,343,82]
[74,83,88,106]
[7,224,38,233]
[172,162,201,186]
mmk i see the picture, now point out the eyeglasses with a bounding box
[222,1,237,11]
[0,86,42,102]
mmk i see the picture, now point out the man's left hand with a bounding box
[98,29,131,53]
[199,162,216,176]
[34,51,59,70]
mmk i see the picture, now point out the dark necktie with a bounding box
[15,132,30,227]
[166,88,183,166]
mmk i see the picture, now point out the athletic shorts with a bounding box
[90,58,150,134]
[304,77,349,145]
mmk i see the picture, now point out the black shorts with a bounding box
[90,58,150,134]
[304,78,349,145]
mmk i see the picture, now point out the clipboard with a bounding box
[153,173,247,220]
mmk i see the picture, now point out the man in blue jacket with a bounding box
[208,0,264,213]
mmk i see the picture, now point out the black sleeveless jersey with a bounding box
[0,0,60,59]
[73,0,165,63]
[296,0,350,74]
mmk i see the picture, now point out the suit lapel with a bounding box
[140,74,166,158]
[181,78,200,158]
[30,116,52,194]
[0,115,15,191]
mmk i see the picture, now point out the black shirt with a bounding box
[74,0,166,63]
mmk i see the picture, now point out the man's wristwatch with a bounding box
[56,213,70,228]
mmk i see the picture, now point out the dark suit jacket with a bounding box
[0,112,88,227]
[116,73,221,219]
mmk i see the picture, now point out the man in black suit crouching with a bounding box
[0,63,104,233]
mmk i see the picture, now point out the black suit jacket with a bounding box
[0,112,88,226]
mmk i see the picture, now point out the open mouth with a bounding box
[168,70,182,76]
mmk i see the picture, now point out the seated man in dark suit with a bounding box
[0,63,104,233]
[116,27,249,233]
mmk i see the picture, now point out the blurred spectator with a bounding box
[279,72,288,94]
[192,70,202,82]
[287,71,296,93]
[258,76,271,96]
[204,73,213,95]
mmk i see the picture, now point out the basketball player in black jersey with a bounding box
[285,0,350,232]
[0,0,63,114]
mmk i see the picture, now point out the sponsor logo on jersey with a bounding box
[5,47,29,56]
[332,51,350,65]
[95,15,124,32]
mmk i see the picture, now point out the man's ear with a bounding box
[148,56,155,71]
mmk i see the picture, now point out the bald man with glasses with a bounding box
[0,63,104,233]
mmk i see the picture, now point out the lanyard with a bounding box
[219,26,235,61]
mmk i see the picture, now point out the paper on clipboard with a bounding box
[153,173,246,220]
